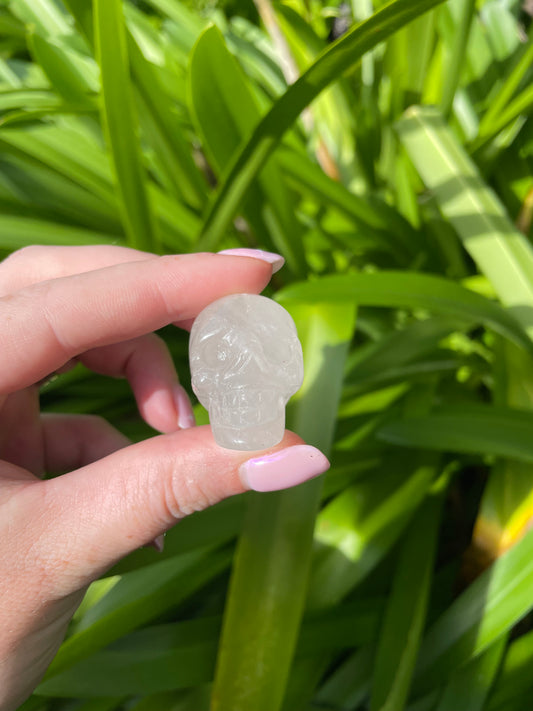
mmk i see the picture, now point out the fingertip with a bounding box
[239,443,330,492]
[174,384,196,430]
[217,248,285,274]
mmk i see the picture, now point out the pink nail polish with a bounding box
[147,534,165,553]
[217,248,285,274]
[240,445,330,492]
[174,385,196,429]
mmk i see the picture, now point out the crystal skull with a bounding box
[189,293,304,451]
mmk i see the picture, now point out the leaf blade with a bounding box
[93,0,155,250]
[197,0,447,247]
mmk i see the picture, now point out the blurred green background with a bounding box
[2,0,533,709]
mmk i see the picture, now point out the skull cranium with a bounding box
[189,294,304,450]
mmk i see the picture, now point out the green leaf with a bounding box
[276,147,418,261]
[479,83,533,148]
[225,16,286,98]
[487,630,533,711]
[308,452,436,609]
[435,636,507,711]
[9,0,72,37]
[385,7,437,106]
[396,106,533,339]
[43,547,231,678]
[198,0,447,247]
[470,339,533,566]
[378,404,533,464]
[29,32,99,104]
[0,89,63,113]
[278,271,532,354]
[188,24,306,273]
[313,646,374,711]
[61,0,94,44]
[94,0,155,250]
[413,526,533,692]
[344,316,461,391]
[38,618,221,697]
[211,301,356,711]
[0,153,123,234]
[0,215,122,248]
[128,31,206,211]
[37,601,382,697]
[0,122,116,204]
[0,122,199,248]
[440,0,476,117]
[273,3,357,184]
[478,38,533,140]
[370,485,444,711]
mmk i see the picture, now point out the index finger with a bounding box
[0,253,273,394]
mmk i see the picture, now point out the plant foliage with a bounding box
[2,0,532,709]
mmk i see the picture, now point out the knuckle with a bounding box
[160,468,215,522]
[0,247,40,295]
[77,413,108,430]
[3,245,43,266]
[142,332,168,355]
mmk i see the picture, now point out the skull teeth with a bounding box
[211,390,281,427]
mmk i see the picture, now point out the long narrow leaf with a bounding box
[43,548,231,677]
[278,271,532,354]
[396,106,533,338]
[189,25,306,272]
[211,301,356,711]
[378,404,533,464]
[436,636,507,711]
[197,0,447,247]
[370,484,444,711]
[413,526,533,692]
[93,0,154,250]
[0,215,122,248]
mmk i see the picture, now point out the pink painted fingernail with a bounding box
[174,384,196,430]
[240,445,330,492]
[147,534,165,553]
[217,248,285,274]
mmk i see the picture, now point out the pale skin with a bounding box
[0,245,325,710]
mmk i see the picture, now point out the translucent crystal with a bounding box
[189,294,304,451]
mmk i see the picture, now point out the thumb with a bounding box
[30,426,329,594]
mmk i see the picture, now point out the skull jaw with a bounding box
[207,390,287,451]
[211,414,286,451]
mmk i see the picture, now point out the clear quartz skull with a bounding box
[189,293,304,451]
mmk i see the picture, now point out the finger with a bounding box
[80,334,195,433]
[26,428,330,594]
[0,253,273,395]
[42,414,130,472]
[0,244,154,296]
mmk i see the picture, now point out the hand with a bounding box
[0,245,329,710]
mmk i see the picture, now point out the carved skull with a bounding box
[189,294,304,451]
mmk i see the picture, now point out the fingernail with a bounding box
[174,384,196,430]
[217,248,285,274]
[147,534,165,553]
[240,445,330,492]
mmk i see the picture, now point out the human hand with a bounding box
[0,245,329,710]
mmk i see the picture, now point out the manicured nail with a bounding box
[147,534,165,553]
[217,248,285,274]
[174,384,196,430]
[240,445,330,492]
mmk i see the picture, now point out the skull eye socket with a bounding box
[202,340,233,370]
[262,338,292,365]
